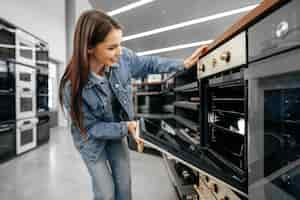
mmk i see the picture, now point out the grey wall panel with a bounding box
[115,0,260,36]
[123,13,244,52]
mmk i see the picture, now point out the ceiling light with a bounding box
[123,4,258,41]
[108,0,155,16]
[137,40,213,56]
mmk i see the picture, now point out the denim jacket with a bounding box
[63,47,185,162]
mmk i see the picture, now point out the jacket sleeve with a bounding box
[123,47,185,79]
[62,82,128,140]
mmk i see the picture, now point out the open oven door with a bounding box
[137,117,248,197]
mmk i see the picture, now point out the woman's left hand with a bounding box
[183,45,208,69]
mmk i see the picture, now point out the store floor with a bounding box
[0,127,178,200]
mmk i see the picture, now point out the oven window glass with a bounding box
[36,50,48,62]
[38,95,49,111]
[0,93,14,122]
[0,62,9,91]
[264,88,300,176]
[20,129,33,146]
[207,75,247,172]
[209,113,245,169]
[19,42,33,59]
[37,74,48,94]
[19,73,31,82]
[20,98,33,112]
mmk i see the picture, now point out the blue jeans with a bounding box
[83,137,132,200]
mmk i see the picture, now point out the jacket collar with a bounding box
[84,64,119,89]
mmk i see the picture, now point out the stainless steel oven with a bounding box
[16,86,36,119]
[15,64,36,89]
[15,64,36,119]
[206,68,247,180]
[15,29,36,66]
[16,117,38,154]
[247,1,300,199]
[247,49,300,200]
[198,31,248,193]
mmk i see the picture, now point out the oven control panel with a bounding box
[197,32,246,79]
[198,174,242,200]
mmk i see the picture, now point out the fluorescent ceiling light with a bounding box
[137,40,213,56]
[123,4,258,41]
[108,0,155,16]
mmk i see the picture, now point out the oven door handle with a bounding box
[0,24,15,33]
[0,89,11,93]
[21,88,32,93]
[19,126,33,131]
[0,127,12,133]
[18,119,38,129]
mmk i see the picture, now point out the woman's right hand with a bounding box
[127,121,143,145]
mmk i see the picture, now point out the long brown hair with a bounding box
[59,10,122,136]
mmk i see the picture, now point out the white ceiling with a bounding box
[89,0,261,58]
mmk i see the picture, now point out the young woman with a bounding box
[59,9,207,200]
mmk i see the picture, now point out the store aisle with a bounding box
[0,127,178,200]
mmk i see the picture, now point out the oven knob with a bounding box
[276,21,289,39]
[208,183,218,193]
[205,176,210,182]
[200,63,206,72]
[220,196,230,200]
[213,183,219,193]
[220,51,231,63]
[212,58,217,67]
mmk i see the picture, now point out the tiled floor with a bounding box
[0,126,178,200]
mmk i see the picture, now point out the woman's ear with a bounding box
[87,47,94,55]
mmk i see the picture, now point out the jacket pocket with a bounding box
[79,138,106,163]
[83,90,106,118]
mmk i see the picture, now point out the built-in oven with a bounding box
[0,121,16,160]
[16,117,38,154]
[37,115,50,145]
[197,31,248,193]
[0,60,15,122]
[205,68,248,185]
[247,1,300,199]
[16,86,36,120]
[15,29,36,66]
[15,64,36,89]
[247,49,300,199]
[15,64,36,119]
